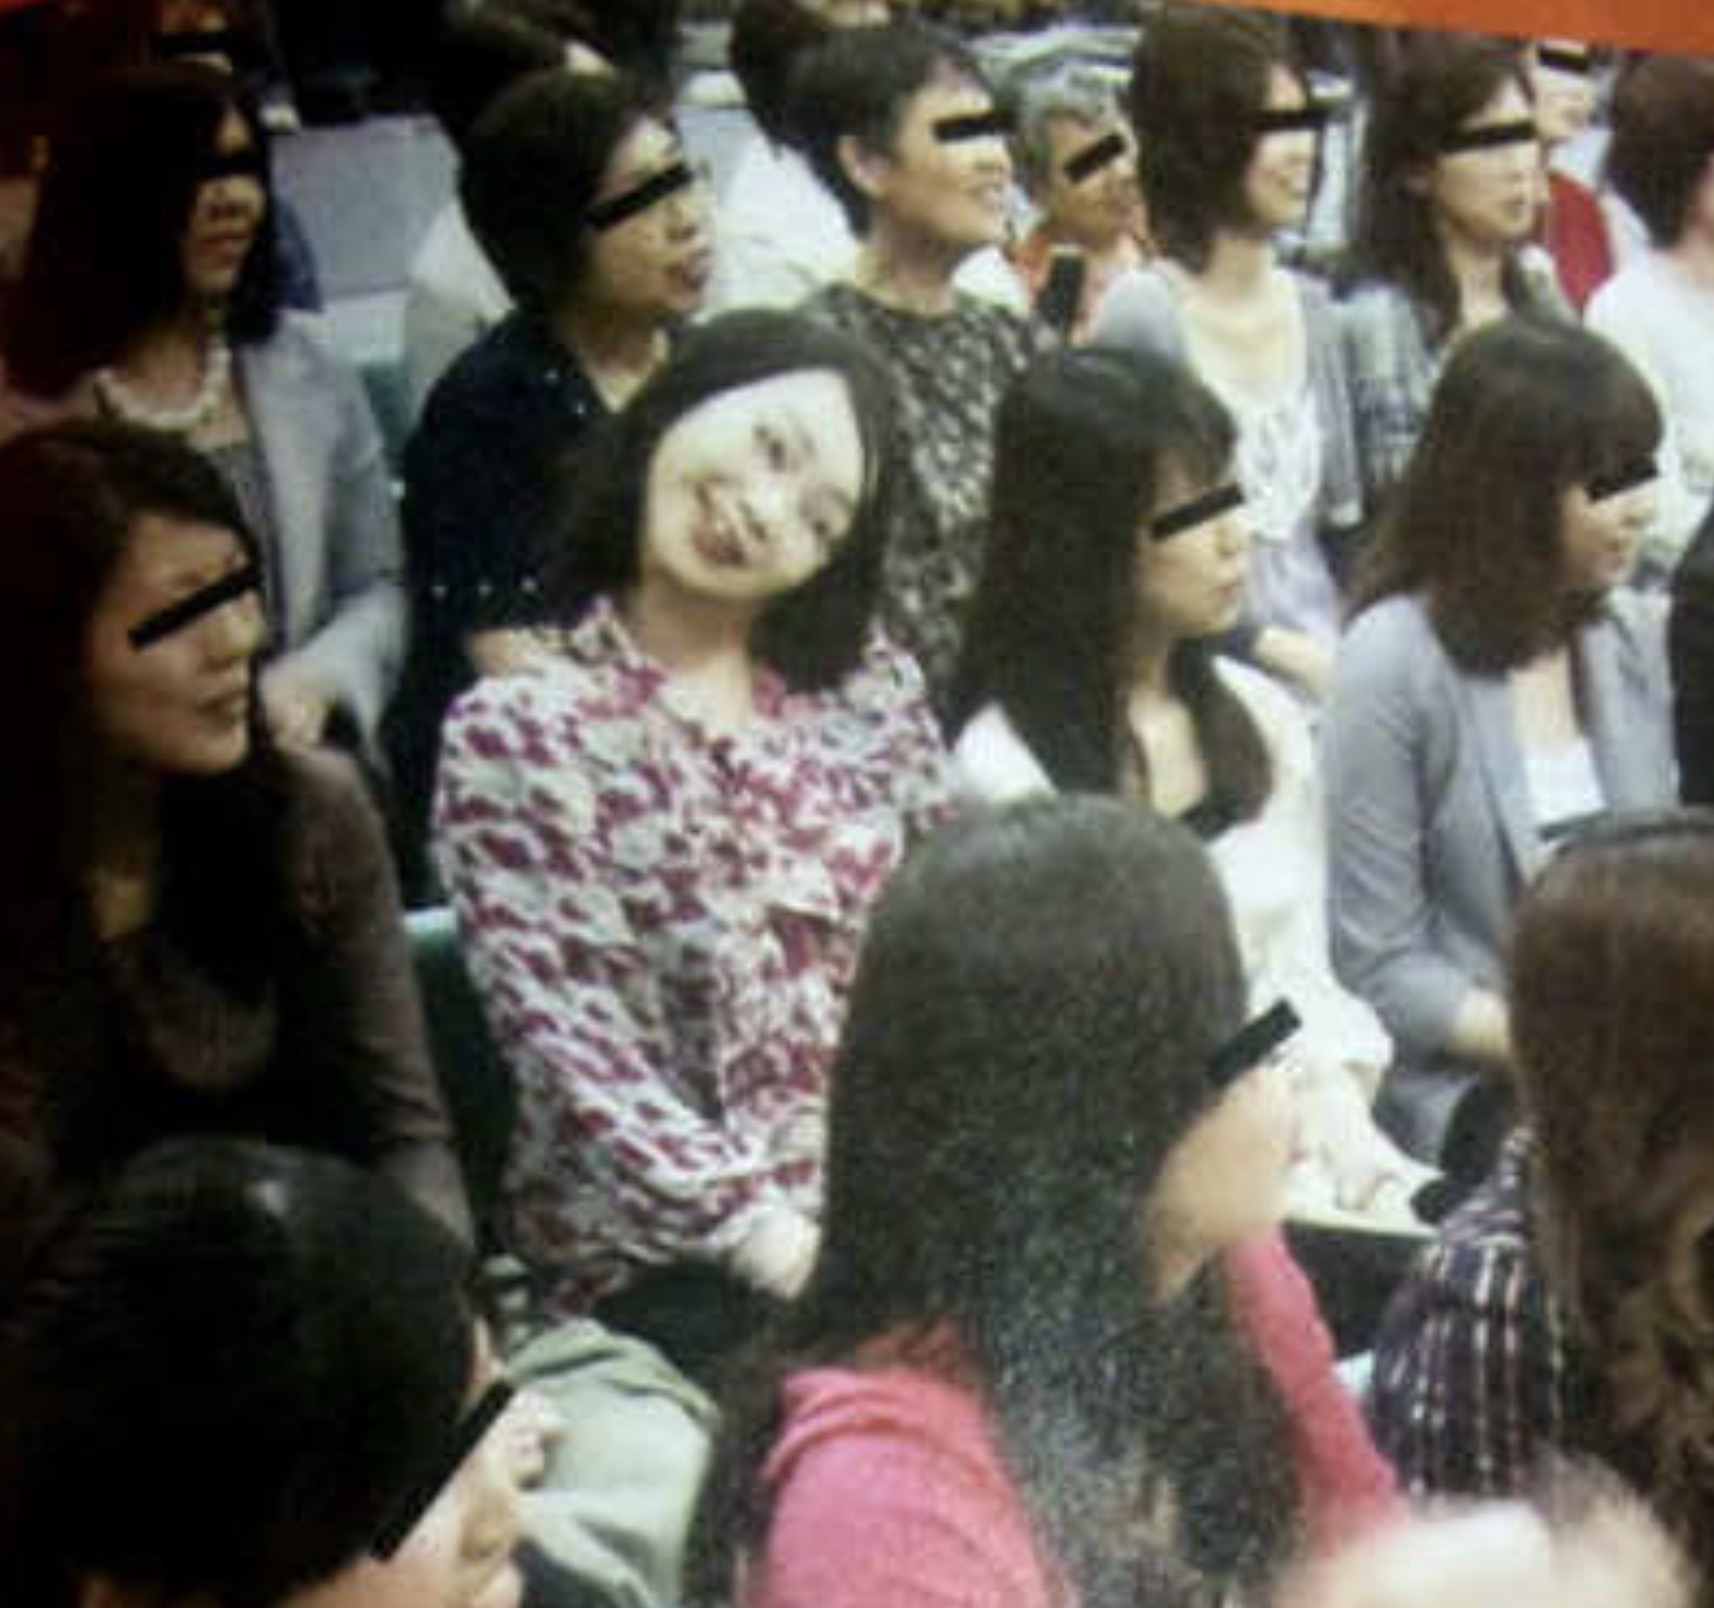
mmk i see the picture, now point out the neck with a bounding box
[113,307,213,381]
[1440,227,1509,322]
[619,581,759,726]
[1123,621,1176,704]
[1191,228,1276,300]
[1044,216,1136,270]
[852,220,969,316]
[1664,228,1714,291]
[556,302,669,402]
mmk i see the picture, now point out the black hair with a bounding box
[689,797,1300,1608]
[3,62,280,398]
[550,309,899,690]
[730,0,835,150]
[1345,31,1536,347]
[0,420,294,1141]
[1604,55,1714,249]
[0,1139,476,1608]
[1354,315,1661,672]
[424,5,566,153]
[459,66,658,314]
[790,17,985,235]
[954,345,1271,820]
[1131,2,1308,270]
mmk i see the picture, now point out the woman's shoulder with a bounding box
[950,702,1052,804]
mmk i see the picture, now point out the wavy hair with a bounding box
[1510,811,1714,1575]
[3,63,280,398]
[689,797,1299,1608]
[548,308,899,691]
[953,345,1270,820]
[1352,316,1660,672]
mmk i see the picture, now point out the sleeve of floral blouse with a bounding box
[432,688,791,1270]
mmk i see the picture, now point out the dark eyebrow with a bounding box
[1536,43,1593,74]
[933,108,1012,143]
[1252,104,1331,136]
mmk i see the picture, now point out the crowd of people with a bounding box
[3,1,1714,1605]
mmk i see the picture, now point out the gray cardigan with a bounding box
[1323,590,1675,1068]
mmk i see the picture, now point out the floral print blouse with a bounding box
[434,598,951,1315]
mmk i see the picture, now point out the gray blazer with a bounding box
[1323,591,1675,1070]
[240,313,405,745]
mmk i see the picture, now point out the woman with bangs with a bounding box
[0,64,402,761]
[1370,810,1714,1597]
[1323,317,1675,1178]
[1339,33,1568,515]
[953,345,1424,1228]
[1096,2,1360,702]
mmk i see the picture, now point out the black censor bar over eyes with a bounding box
[1537,44,1593,75]
[1252,105,1331,137]
[1439,119,1538,155]
[1587,455,1658,502]
[130,564,261,650]
[586,162,695,230]
[373,1380,515,1559]
[1150,483,1245,541]
[1208,1000,1301,1092]
[933,109,1013,144]
[201,148,268,185]
[1063,131,1127,184]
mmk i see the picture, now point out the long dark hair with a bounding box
[1510,810,1714,1579]
[0,422,293,1128]
[1131,1,1308,271]
[4,62,280,398]
[1352,316,1661,672]
[690,798,1300,1608]
[550,309,899,691]
[0,1138,476,1608]
[954,345,1271,819]
[1345,32,1535,348]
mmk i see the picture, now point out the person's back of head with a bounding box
[0,1138,480,1608]
[425,5,567,156]
[1604,55,1714,251]
[730,0,836,151]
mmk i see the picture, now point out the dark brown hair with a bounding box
[1605,55,1714,249]
[1352,316,1660,672]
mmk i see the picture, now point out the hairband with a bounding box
[373,1380,515,1558]
[1252,105,1330,137]
[1063,130,1127,184]
[586,162,696,231]
[1150,482,1245,541]
[200,148,267,186]
[1536,43,1593,75]
[129,563,260,650]
[1587,455,1658,502]
[1208,999,1300,1091]
[933,108,1012,144]
[1439,119,1538,156]
[153,27,242,61]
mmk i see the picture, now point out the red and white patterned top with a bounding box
[434,598,951,1314]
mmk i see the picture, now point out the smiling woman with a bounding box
[433,309,951,1385]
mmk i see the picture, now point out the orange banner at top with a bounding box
[1198,0,1714,57]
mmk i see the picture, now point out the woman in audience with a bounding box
[434,311,950,1382]
[1323,317,1674,1176]
[1096,3,1360,701]
[793,18,1047,709]
[1340,33,1565,515]
[0,420,468,1243]
[1005,59,1147,342]
[954,346,1422,1224]
[0,1136,588,1608]
[390,66,710,899]
[1587,55,1714,581]
[0,64,403,758]
[1369,811,1714,1595]
[689,797,1397,1608]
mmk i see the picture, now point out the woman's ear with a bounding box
[836,133,893,205]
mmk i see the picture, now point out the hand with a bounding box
[730,1207,820,1300]
[260,661,334,749]
[495,1388,564,1489]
